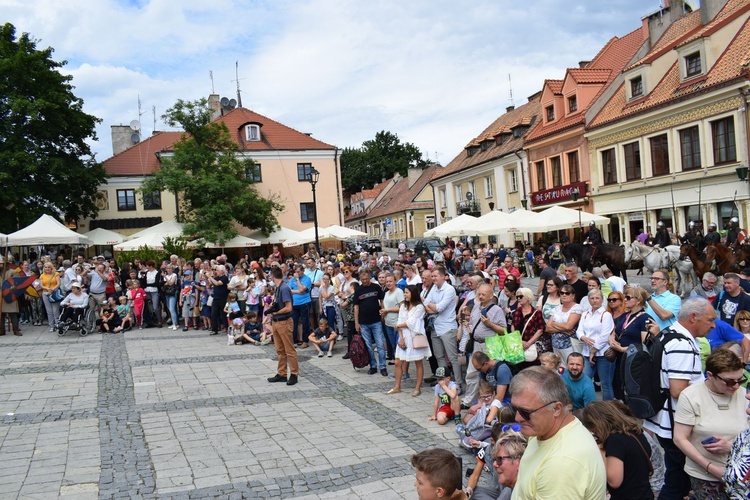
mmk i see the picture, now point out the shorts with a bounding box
[437,404,455,419]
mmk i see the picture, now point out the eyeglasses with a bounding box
[703,281,717,286]
[607,298,621,303]
[478,394,494,401]
[559,291,573,296]
[712,373,748,387]
[509,401,556,420]
[649,276,666,281]
[501,423,522,433]
[493,455,519,466]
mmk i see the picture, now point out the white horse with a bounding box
[628,241,696,297]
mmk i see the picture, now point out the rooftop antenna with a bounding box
[209,70,215,94]
[152,105,156,132]
[508,74,515,108]
[232,60,244,108]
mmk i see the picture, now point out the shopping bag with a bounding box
[500,330,525,365]
[485,334,506,361]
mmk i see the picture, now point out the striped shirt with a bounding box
[643,321,703,439]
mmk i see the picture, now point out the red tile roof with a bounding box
[432,95,542,182]
[103,131,181,176]
[546,80,564,95]
[678,0,750,47]
[589,4,750,129]
[525,27,645,143]
[367,165,442,219]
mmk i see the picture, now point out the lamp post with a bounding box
[308,167,320,255]
[572,187,582,242]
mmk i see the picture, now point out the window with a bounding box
[685,52,702,77]
[468,181,475,199]
[711,117,736,164]
[246,124,261,141]
[439,189,446,208]
[567,151,580,183]
[649,135,670,177]
[246,163,262,182]
[297,163,313,181]
[624,142,642,181]
[568,95,578,113]
[550,156,562,187]
[630,76,643,98]
[300,202,315,222]
[142,191,161,210]
[535,161,546,191]
[481,140,490,151]
[117,189,136,211]
[601,149,617,185]
[508,170,518,193]
[456,185,463,202]
[679,126,701,170]
[545,105,555,122]
[485,176,493,197]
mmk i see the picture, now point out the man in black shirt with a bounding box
[536,255,557,300]
[563,264,589,303]
[353,269,388,376]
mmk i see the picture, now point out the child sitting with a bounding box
[539,352,565,375]
[411,448,465,500]
[428,366,461,425]
[308,317,338,358]
[235,311,268,345]
[457,381,502,449]
[113,295,133,332]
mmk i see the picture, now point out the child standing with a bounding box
[428,366,461,425]
[179,271,198,331]
[128,279,146,329]
[309,317,338,358]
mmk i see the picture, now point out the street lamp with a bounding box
[307,167,320,254]
[736,166,749,182]
[572,187,582,242]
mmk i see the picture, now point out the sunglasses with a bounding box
[493,455,519,466]
[739,318,750,322]
[712,373,747,387]
[509,401,556,420]
[516,295,525,299]
[624,295,634,300]
[501,423,522,433]
[559,291,573,296]
[607,298,621,303]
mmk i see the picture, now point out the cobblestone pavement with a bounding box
[0,272,654,499]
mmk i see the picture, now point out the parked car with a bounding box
[413,238,444,256]
[365,238,382,253]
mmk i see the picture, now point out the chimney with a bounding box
[701,0,729,26]
[111,125,137,156]
[506,105,515,113]
[407,167,422,188]
[578,61,591,68]
[208,94,222,122]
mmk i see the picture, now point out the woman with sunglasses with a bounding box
[545,284,583,364]
[673,350,748,499]
[511,288,551,369]
[537,276,563,321]
[733,309,750,341]
[580,400,655,499]
[608,287,652,399]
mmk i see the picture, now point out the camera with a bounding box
[267,302,281,314]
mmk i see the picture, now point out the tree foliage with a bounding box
[0,23,106,233]
[139,99,283,245]
[340,130,428,192]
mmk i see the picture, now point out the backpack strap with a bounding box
[659,327,693,431]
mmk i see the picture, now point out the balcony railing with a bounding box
[456,200,481,215]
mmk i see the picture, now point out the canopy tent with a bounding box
[124,220,186,241]
[82,228,125,246]
[247,227,302,245]
[463,210,515,236]
[6,214,90,246]
[510,206,610,233]
[423,214,478,238]
[282,225,367,247]
[203,235,261,249]
[114,233,197,252]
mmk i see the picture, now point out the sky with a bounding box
[3,0,688,166]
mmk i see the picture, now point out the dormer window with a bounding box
[245,124,261,141]
[568,95,578,113]
[545,105,555,122]
[685,52,701,77]
[630,77,643,98]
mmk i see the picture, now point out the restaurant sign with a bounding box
[531,182,587,207]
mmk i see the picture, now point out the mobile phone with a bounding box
[701,436,717,445]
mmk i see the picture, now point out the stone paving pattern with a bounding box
[0,273,652,498]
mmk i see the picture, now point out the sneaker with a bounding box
[267,374,287,383]
[286,374,298,386]
[318,351,324,358]
[367,367,377,375]
[48,327,55,332]
[380,369,388,377]
[260,338,272,345]
[171,325,178,331]
[401,374,409,381]
[327,351,332,357]
[342,353,350,360]
[182,327,188,332]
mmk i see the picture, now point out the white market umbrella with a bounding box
[512,205,610,232]
[247,227,302,245]
[124,220,186,241]
[203,235,261,249]
[7,214,90,246]
[82,228,125,246]
[423,214,478,238]
[503,209,545,233]
[325,224,367,239]
[464,210,514,236]
[114,233,197,251]
[283,225,367,247]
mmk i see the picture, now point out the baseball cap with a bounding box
[435,366,452,379]
[741,268,750,276]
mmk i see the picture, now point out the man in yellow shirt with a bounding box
[510,367,606,499]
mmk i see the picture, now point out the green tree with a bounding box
[340,130,428,192]
[139,99,283,245]
[0,23,106,233]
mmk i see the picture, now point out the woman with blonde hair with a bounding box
[581,400,654,499]
[39,261,61,332]
[608,286,652,399]
[733,309,750,341]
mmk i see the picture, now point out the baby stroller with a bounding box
[57,303,96,337]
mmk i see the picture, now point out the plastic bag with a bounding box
[501,330,525,364]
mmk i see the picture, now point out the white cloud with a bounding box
[4,0,659,162]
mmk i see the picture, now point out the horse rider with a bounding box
[653,221,671,248]
[704,221,721,247]
[681,221,703,250]
[726,216,747,249]
[582,221,604,261]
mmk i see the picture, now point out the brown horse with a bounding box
[680,243,710,279]
[704,244,738,275]
[735,244,750,268]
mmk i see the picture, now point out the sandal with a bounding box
[385,388,401,395]
[412,389,421,397]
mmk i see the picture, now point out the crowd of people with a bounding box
[2,237,750,500]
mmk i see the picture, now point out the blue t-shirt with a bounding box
[562,370,596,410]
[645,291,681,330]
[289,275,312,306]
[244,321,262,334]
[480,362,513,405]
[707,319,746,350]
[617,310,652,348]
